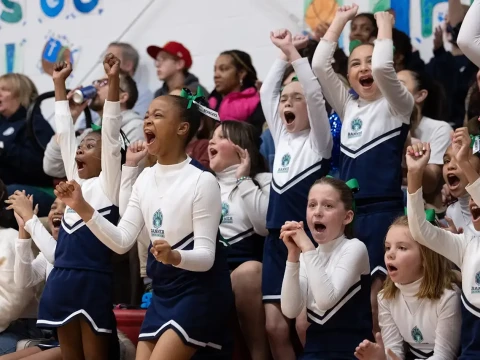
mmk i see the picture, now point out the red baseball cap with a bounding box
[147,41,192,69]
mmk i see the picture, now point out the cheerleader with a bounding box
[355,216,461,360]
[7,55,124,360]
[53,92,233,359]
[260,29,332,358]
[312,7,414,330]
[208,120,271,359]
[406,131,480,358]
[281,177,372,359]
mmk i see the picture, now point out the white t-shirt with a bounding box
[412,116,452,165]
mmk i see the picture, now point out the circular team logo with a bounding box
[475,272,480,286]
[411,326,423,343]
[221,202,229,217]
[281,153,291,167]
[351,118,362,131]
[153,209,163,229]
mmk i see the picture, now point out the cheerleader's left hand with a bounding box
[151,240,181,266]
[5,191,38,223]
[234,145,251,179]
[282,221,315,253]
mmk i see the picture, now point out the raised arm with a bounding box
[373,12,414,119]
[312,6,356,119]
[406,142,467,267]
[238,173,271,237]
[454,127,480,191]
[457,0,480,67]
[175,172,222,272]
[14,239,49,289]
[52,62,80,182]
[292,57,333,157]
[99,54,124,206]
[24,215,57,264]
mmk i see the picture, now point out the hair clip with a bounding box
[180,86,220,121]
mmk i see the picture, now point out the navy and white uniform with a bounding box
[281,235,372,359]
[216,165,271,270]
[85,158,233,356]
[407,180,480,359]
[457,0,480,68]
[260,57,333,301]
[378,279,461,359]
[24,101,122,358]
[313,38,414,277]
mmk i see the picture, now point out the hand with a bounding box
[374,11,395,28]
[355,333,396,360]
[334,4,359,23]
[405,142,431,173]
[54,180,85,211]
[52,61,72,82]
[453,127,472,164]
[14,196,39,227]
[281,221,314,253]
[103,53,121,78]
[433,25,444,51]
[150,240,180,266]
[270,29,293,50]
[234,145,251,179]
[312,21,330,41]
[441,217,463,234]
[126,140,148,167]
[280,221,302,261]
[292,34,309,50]
[67,87,89,122]
[5,191,37,223]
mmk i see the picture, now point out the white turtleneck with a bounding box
[378,277,461,359]
[281,235,370,320]
[446,195,479,235]
[86,156,222,272]
[216,165,271,244]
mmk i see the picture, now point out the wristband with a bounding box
[236,176,252,185]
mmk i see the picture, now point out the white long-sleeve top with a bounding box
[260,56,332,229]
[86,157,222,272]
[378,279,461,360]
[14,236,54,289]
[407,180,480,323]
[23,216,57,265]
[281,235,370,319]
[446,195,480,236]
[0,228,35,333]
[457,0,480,67]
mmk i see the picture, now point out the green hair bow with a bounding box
[470,134,480,148]
[404,207,436,223]
[180,86,205,109]
[91,123,102,131]
[325,176,359,212]
[349,39,395,54]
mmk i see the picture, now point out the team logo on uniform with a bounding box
[151,209,165,238]
[411,326,423,343]
[2,127,14,136]
[472,272,480,293]
[348,118,363,139]
[278,153,291,173]
[221,202,233,224]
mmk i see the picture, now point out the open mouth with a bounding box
[76,160,85,172]
[387,264,398,273]
[359,75,374,88]
[209,147,218,159]
[51,216,62,228]
[284,111,296,124]
[471,204,480,222]
[313,222,326,233]
[447,174,460,188]
[144,130,156,145]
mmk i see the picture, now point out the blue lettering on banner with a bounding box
[43,37,62,62]
[41,0,64,18]
[1,0,22,23]
[73,0,98,13]
[5,43,14,73]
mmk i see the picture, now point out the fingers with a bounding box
[34,204,39,215]
[443,216,458,233]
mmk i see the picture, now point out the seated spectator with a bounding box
[147,41,208,97]
[392,28,425,73]
[0,180,43,355]
[350,12,378,43]
[43,71,144,179]
[75,42,153,131]
[209,50,265,136]
[0,74,55,218]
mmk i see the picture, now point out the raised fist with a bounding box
[103,53,121,77]
[52,61,72,82]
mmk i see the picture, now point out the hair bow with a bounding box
[91,123,102,131]
[180,86,204,109]
[470,134,480,148]
[326,176,359,212]
[404,207,436,223]
[349,40,395,55]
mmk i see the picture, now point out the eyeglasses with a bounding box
[92,79,125,92]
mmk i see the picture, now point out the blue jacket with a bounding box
[0,107,54,186]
